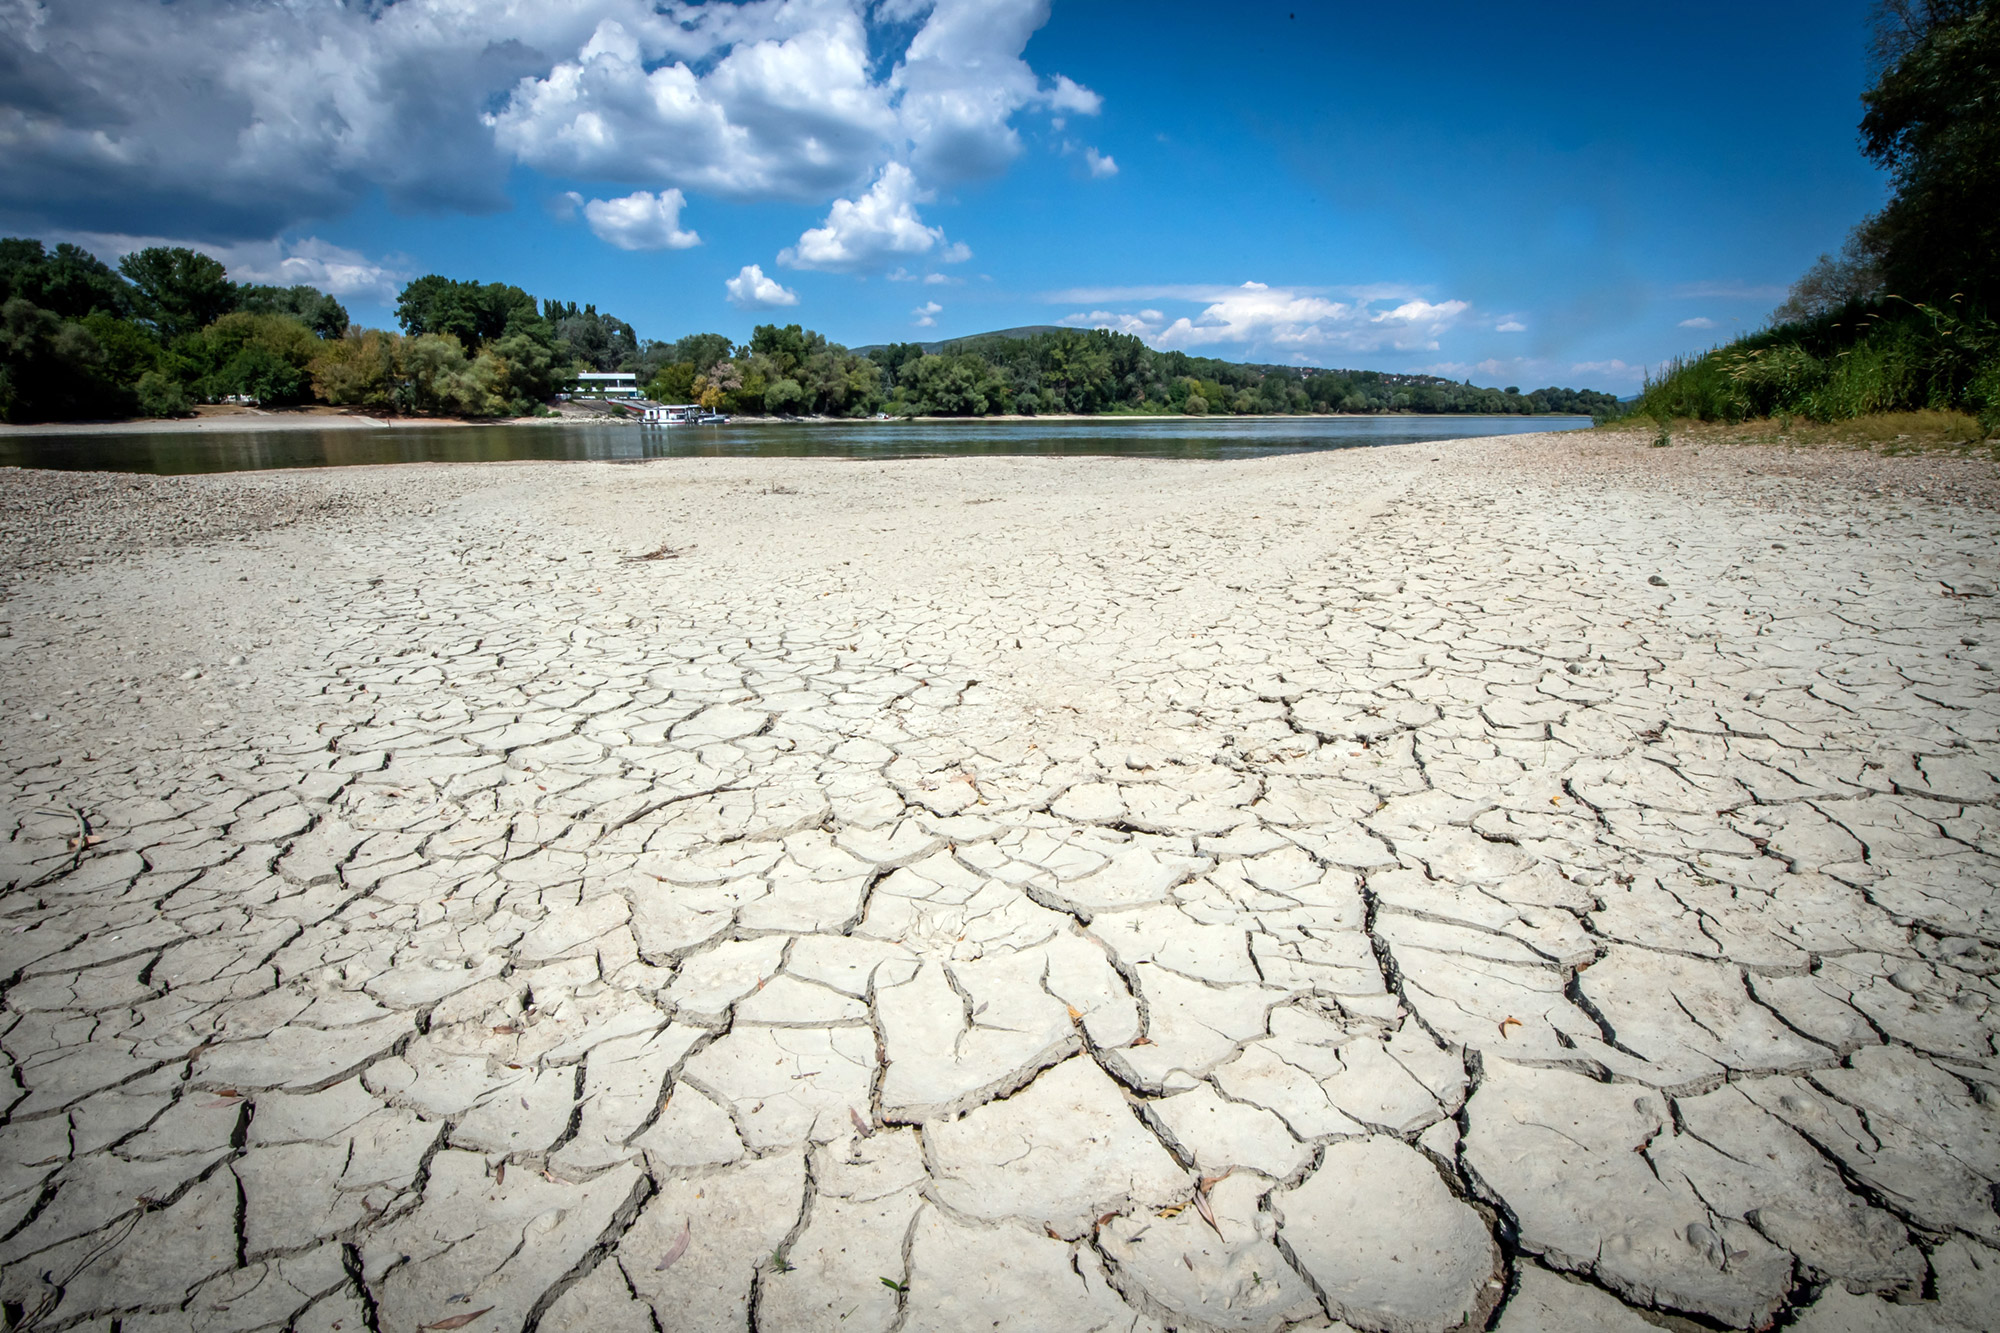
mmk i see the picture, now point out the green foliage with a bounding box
[1183,393,1208,415]
[1861,0,2000,310]
[483,327,562,411]
[750,322,816,373]
[0,296,129,421]
[134,371,192,418]
[396,275,540,351]
[1627,299,2000,428]
[864,326,1616,420]
[764,376,804,414]
[1772,227,1886,325]
[0,238,355,420]
[238,284,350,339]
[545,300,638,372]
[309,328,400,408]
[892,353,1006,416]
[0,240,132,319]
[182,311,319,407]
[669,332,737,373]
[119,246,238,340]
[80,312,162,387]
[646,362,699,404]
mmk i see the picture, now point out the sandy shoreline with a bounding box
[0,407,510,436]
[1,431,1995,1331]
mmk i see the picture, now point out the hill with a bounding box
[852,325,1068,356]
[862,324,1602,396]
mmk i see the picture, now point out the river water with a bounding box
[0,413,1590,475]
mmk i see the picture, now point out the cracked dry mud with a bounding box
[0,430,1997,1333]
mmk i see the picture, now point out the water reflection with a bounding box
[0,414,1590,476]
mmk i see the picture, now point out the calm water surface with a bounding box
[0,414,1590,476]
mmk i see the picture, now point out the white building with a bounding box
[569,371,642,398]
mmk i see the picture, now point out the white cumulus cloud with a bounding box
[1679,316,1718,329]
[1084,147,1118,178]
[780,163,968,272]
[892,0,1093,182]
[1073,283,1469,354]
[1495,319,1527,333]
[0,0,1097,244]
[913,300,943,327]
[725,264,800,309]
[1058,309,1163,337]
[222,237,413,305]
[582,190,701,250]
[1058,283,1470,356]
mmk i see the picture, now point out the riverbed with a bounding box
[1,429,1997,1329]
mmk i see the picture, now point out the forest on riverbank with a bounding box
[1628,0,1999,434]
[1,245,1616,425]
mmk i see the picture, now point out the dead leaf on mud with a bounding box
[656,1218,692,1271]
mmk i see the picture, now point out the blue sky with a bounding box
[1,0,1885,391]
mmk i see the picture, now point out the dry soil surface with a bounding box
[0,431,1997,1333]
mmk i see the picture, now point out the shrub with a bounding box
[764,377,804,414]
[134,370,192,417]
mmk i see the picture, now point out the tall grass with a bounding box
[1625,298,2000,433]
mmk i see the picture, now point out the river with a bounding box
[0,413,1591,475]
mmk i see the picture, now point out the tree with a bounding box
[647,361,698,404]
[1860,2,2000,309]
[482,328,562,411]
[118,246,237,340]
[1183,393,1208,415]
[239,284,349,338]
[310,328,400,408]
[1870,0,1986,63]
[868,342,928,388]
[1771,226,1888,325]
[0,240,134,319]
[764,377,804,414]
[670,332,736,373]
[694,360,742,411]
[895,353,999,415]
[134,371,192,417]
[198,312,320,406]
[749,323,827,380]
[0,296,129,422]
[546,301,639,371]
[395,275,539,351]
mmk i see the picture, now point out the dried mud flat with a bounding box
[0,430,1996,1333]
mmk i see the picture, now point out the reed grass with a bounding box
[1620,299,2000,435]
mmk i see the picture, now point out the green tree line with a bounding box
[1628,0,2000,431]
[2,242,1616,424]
[849,329,1616,419]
